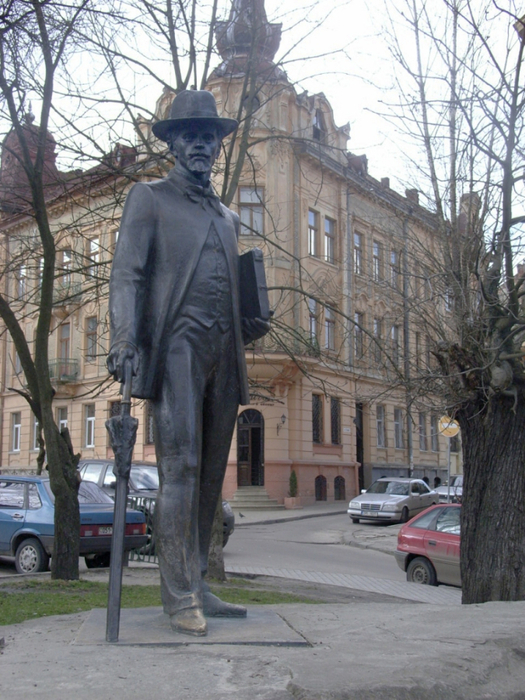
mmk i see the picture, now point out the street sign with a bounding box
[438,415,460,438]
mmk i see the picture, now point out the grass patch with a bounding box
[0,578,320,626]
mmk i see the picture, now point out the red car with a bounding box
[395,503,461,586]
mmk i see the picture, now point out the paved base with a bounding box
[75,606,309,647]
[3,602,525,699]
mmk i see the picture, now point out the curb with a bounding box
[234,509,348,527]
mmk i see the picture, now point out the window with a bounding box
[419,412,428,451]
[61,249,72,284]
[354,312,364,359]
[450,435,460,453]
[11,412,21,452]
[415,332,421,371]
[57,407,68,433]
[239,187,264,236]
[308,299,318,342]
[423,266,432,300]
[325,307,335,351]
[391,325,400,366]
[308,210,319,257]
[146,401,154,444]
[431,414,439,452]
[444,287,454,312]
[59,323,70,360]
[330,397,341,445]
[32,415,40,451]
[85,316,97,362]
[87,237,100,277]
[312,394,323,444]
[373,241,383,281]
[373,318,382,364]
[324,217,335,264]
[85,404,95,448]
[390,250,400,289]
[394,408,404,449]
[109,401,121,418]
[376,405,386,448]
[17,264,27,298]
[313,109,326,142]
[14,350,22,375]
[354,233,363,275]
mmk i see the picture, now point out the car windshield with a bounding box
[367,481,409,496]
[44,480,114,505]
[131,466,159,490]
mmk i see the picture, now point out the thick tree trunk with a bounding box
[459,395,525,603]
[42,410,80,580]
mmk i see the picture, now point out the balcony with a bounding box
[53,281,82,307]
[49,359,79,383]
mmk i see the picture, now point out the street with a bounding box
[225,513,405,581]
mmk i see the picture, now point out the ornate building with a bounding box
[0,0,460,506]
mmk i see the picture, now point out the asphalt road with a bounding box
[224,513,405,581]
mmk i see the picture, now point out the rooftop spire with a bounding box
[213,0,283,78]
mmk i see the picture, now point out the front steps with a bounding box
[230,486,285,510]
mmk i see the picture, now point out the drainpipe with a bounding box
[402,211,414,477]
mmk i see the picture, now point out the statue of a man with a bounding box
[107,90,269,636]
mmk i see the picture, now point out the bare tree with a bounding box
[373,0,525,603]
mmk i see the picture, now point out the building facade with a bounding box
[0,0,460,505]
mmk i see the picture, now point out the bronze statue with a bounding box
[107,90,269,636]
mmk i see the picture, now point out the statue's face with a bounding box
[169,124,220,180]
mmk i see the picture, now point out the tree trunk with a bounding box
[459,395,525,603]
[207,495,226,581]
[42,411,81,580]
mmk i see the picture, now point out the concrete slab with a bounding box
[74,606,310,647]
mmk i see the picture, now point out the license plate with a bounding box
[362,511,377,516]
[99,526,113,535]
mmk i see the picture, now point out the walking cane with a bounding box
[105,360,138,643]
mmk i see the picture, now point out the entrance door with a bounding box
[237,409,264,487]
[355,402,364,491]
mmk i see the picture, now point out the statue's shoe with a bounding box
[203,590,247,618]
[170,608,207,636]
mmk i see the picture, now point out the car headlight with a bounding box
[349,501,360,509]
[381,503,399,512]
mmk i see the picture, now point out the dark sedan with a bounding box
[0,476,147,573]
[78,459,235,547]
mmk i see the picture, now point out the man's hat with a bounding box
[152,90,238,142]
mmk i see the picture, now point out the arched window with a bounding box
[334,476,346,501]
[315,475,327,501]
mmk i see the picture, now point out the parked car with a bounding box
[435,475,463,503]
[348,478,438,524]
[0,476,147,573]
[395,503,461,586]
[78,459,235,548]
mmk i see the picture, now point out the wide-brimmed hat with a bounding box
[152,90,238,142]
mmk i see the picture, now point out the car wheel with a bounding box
[351,517,360,524]
[407,557,437,586]
[85,553,111,569]
[15,538,49,574]
[400,507,410,523]
[137,520,156,556]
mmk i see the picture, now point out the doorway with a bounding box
[355,402,364,491]
[237,409,264,486]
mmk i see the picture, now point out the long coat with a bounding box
[109,168,250,405]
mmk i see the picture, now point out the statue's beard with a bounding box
[187,156,211,174]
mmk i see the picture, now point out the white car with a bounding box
[348,478,438,524]
[435,475,463,503]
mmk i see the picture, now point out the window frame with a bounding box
[324,217,336,264]
[57,407,68,434]
[85,404,95,448]
[330,396,341,445]
[354,312,364,360]
[372,240,383,281]
[85,316,98,363]
[376,405,386,448]
[325,307,335,351]
[308,209,319,257]
[312,394,323,444]
[419,412,428,452]
[394,407,404,449]
[11,412,21,452]
[239,186,264,236]
[354,233,363,275]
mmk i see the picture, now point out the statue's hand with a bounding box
[107,342,139,382]
[242,317,271,345]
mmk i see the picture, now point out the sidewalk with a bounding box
[2,502,525,698]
